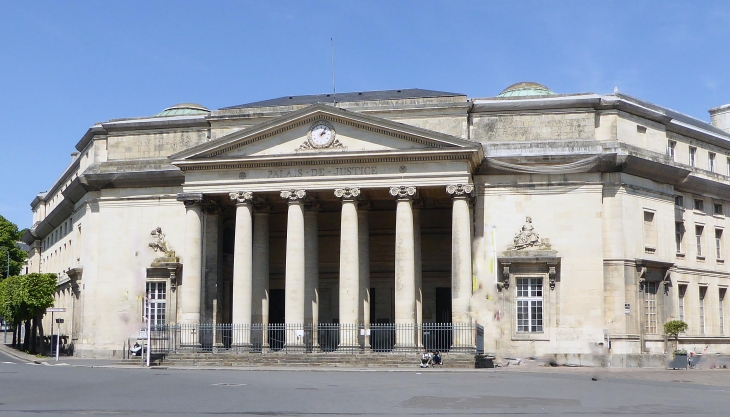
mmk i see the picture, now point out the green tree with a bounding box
[0,215,27,278]
[0,273,57,352]
[664,319,688,352]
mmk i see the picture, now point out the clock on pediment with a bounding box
[297,121,345,151]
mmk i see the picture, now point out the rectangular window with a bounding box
[699,286,707,335]
[145,282,167,326]
[643,211,656,249]
[716,229,724,260]
[709,153,716,172]
[727,157,730,176]
[720,288,726,336]
[689,147,696,167]
[675,222,684,254]
[516,278,543,333]
[678,284,687,323]
[645,281,658,334]
[667,140,676,160]
[675,195,684,207]
[696,225,704,257]
[694,199,704,211]
[715,203,724,216]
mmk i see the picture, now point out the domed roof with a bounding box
[154,103,210,117]
[497,82,555,98]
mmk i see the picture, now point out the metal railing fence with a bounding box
[146,322,480,355]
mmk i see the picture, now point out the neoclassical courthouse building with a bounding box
[22,82,730,366]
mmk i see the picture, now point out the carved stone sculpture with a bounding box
[334,187,361,200]
[280,189,307,201]
[509,217,551,250]
[389,186,417,199]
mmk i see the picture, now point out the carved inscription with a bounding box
[266,166,378,178]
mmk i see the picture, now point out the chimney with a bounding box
[709,104,730,133]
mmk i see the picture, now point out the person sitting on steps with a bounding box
[432,350,442,367]
[420,349,432,368]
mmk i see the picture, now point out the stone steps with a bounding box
[152,352,492,368]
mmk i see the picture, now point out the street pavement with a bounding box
[2,345,730,416]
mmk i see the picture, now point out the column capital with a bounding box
[177,193,204,207]
[229,191,254,206]
[446,184,474,198]
[334,187,361,202]
[280,189,306,203]
[389,186,417,200]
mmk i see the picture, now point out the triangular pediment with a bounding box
[170,104,478,163]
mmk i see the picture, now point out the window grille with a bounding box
[145,282,167,326]
[516,278,543,333]
[645,281,658,334]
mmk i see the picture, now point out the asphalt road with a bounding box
[1,350,730,416]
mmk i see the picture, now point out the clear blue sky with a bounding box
[1,1,728,229]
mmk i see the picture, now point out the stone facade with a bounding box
[23,87,730,366]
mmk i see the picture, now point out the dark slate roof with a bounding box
[616,92,729,137]
[222,89,464,109]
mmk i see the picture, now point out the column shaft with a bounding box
[231,200,253,347]
[282,190,306,348]
[391,187,416,349]
[413,205,423,347]
[339,199,359,347]
[451,196,472,325]
[180,202,203,325]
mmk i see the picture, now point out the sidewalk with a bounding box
[0,343,117,367]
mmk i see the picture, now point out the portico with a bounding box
[170,104,483,352]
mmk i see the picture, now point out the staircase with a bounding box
[116,352,493,368]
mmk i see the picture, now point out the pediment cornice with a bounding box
[169,103,480,163]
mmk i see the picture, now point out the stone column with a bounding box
[358,200,371,350]
[177,193,204,326]
[335,187,361,349]
[252,203,270,351]
[447,184,475,349]
[229,191,254,349]
[281,189,307,349]
[390,186,417,350]
[413,200,423,347]
[304,201,320,350]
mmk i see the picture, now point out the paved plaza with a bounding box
[2,348,730,416]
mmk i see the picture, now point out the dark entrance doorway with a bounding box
[269,289,285,351]
[425,287,452,352]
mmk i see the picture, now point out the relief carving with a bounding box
[508,217,551,251]
[334,187,361,200]
[229,191,254,205]
[446,184,474,197]
[389,186,417,199]
[280,189,307,202]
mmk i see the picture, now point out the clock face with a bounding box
[308,122,334,148]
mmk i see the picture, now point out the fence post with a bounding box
[212,300,218,354]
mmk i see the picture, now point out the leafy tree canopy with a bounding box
[0,215,28,278]
[0,273,57,325]
[664,319,688,341]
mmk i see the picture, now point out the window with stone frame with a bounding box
[675,222,684,254]
[720,288,726,336]
[675,195,684,208]
[643,211,656,251]
[689,147,697,167]
[716,229,724,260]
[667,140,676,161]
[715,203,724,216]
[709,152,716,172]
[644,281,658,334]
[696,225,704,258]
[145,281,167,326]
[699,286,707,335]
[694,199,704,212]
[516,278,543,333]
[678,284,687,323]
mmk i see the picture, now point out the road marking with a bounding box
[212,383,247,386]
[2,361,16,364]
